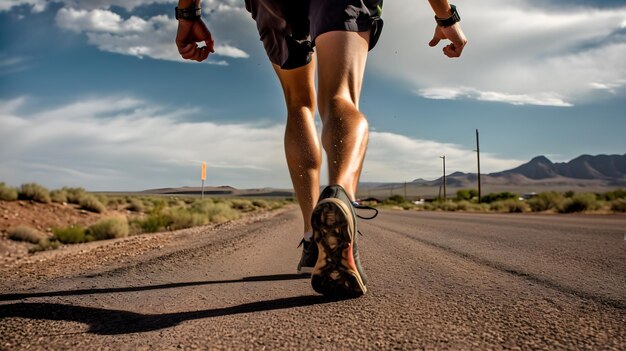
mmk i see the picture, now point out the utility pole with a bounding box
[440,155,446,201]
[476,129,482,203]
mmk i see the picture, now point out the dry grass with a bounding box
[8,225,47,244]
[88,216,129,240]
[18,183,51,203]
[79,194,106,213]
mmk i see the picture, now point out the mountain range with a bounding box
[359,154,626,198]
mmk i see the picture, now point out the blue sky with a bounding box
[1,0,625,190]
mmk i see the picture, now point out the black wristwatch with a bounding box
[435,5,460,27]
[175,6,201,20]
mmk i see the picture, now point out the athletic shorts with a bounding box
[244,0,384,69]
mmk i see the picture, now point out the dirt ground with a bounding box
[0,200,128,265]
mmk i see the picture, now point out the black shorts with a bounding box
[245,0,384,69]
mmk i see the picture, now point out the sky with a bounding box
[0,0,625,191]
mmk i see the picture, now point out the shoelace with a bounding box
[352,201,378,220]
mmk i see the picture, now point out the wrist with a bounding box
[435,4,460,28]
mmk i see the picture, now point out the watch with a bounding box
[435,5,460,27]
[175,6,201,20]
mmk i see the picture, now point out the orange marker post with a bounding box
[201,161,207,199]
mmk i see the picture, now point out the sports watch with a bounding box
[435,5,460,27]
[175,6,201,20]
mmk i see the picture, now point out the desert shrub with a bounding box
[481,192,517,204]
[79,194,106,213]
[439,201,459,211]
[28,239,59,253]
[455,200,471,211]
[62,187,86,204]
[229,199,256,212]
[490,199,528,213]
[53,226,86,244]
[558,193,598,213]
[167,208,208,230]
[88,216,129,240]
[251,199,269,209]
[610,199,626,213]
[456,189,478,201]
[384,195,407,205]
[0,182,18,201]
[527,192,565,212]
[133,213,172,233]
[601,189,626,201]
[126,198,145,212]
[8,225,47,244]
[50,189,69,203]
[207,203,240,223]
[18,183,51,203]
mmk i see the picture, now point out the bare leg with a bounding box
[273,60,321,234]
[315,31,370,200]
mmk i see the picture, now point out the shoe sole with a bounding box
[311,198,367,297]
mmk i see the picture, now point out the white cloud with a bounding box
[417,87,572,107]
[55,7,250,63]
[369,0,626,106]
[0,0,46,13]
[0,97,523,190]
[365,132,522,182]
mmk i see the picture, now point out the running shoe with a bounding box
[310,185,377,297]
[296,238,317,274]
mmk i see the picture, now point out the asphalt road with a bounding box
[1,208,625,350]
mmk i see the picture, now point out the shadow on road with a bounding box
[0,273,310,301]
[0,295,342,335]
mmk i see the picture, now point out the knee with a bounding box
[318,95,363,125]
[284,90,316,119]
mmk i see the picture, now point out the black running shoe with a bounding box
[296,238,317,274]
[310,185,377,297]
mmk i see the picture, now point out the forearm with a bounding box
[178,0,200,8]
[428,0,453,18]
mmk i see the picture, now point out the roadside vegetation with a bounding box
[1,182,292,253]
[367,188,626,214]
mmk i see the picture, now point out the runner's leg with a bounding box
[273,60,321,233]
[315,30,370,201]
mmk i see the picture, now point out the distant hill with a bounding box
[492,154,626,180]
[361,154,626,199]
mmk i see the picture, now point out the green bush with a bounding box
[133,213,172,233]
[79,194,106,213]
[8,225,47,244]
[64,187,87,204]
[481,192,517,204]
[558,193,598,213]
[50,189,69,203]
[601,189,626,201]
[0,182,18,201]
[53,226,86,244]
[610,199,626,213]
[88,217,129,240]
[18,183,51,203]
[456,189,478,201]
[384,195,407,205]
[251,199,269,209]
[527,192,565,212]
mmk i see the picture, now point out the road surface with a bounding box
[1,207,625,350]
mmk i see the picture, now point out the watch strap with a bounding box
[175,6,201,20]
[435,5,460,27]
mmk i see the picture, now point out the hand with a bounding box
[429,23,467,58]
[175,18,215,62]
